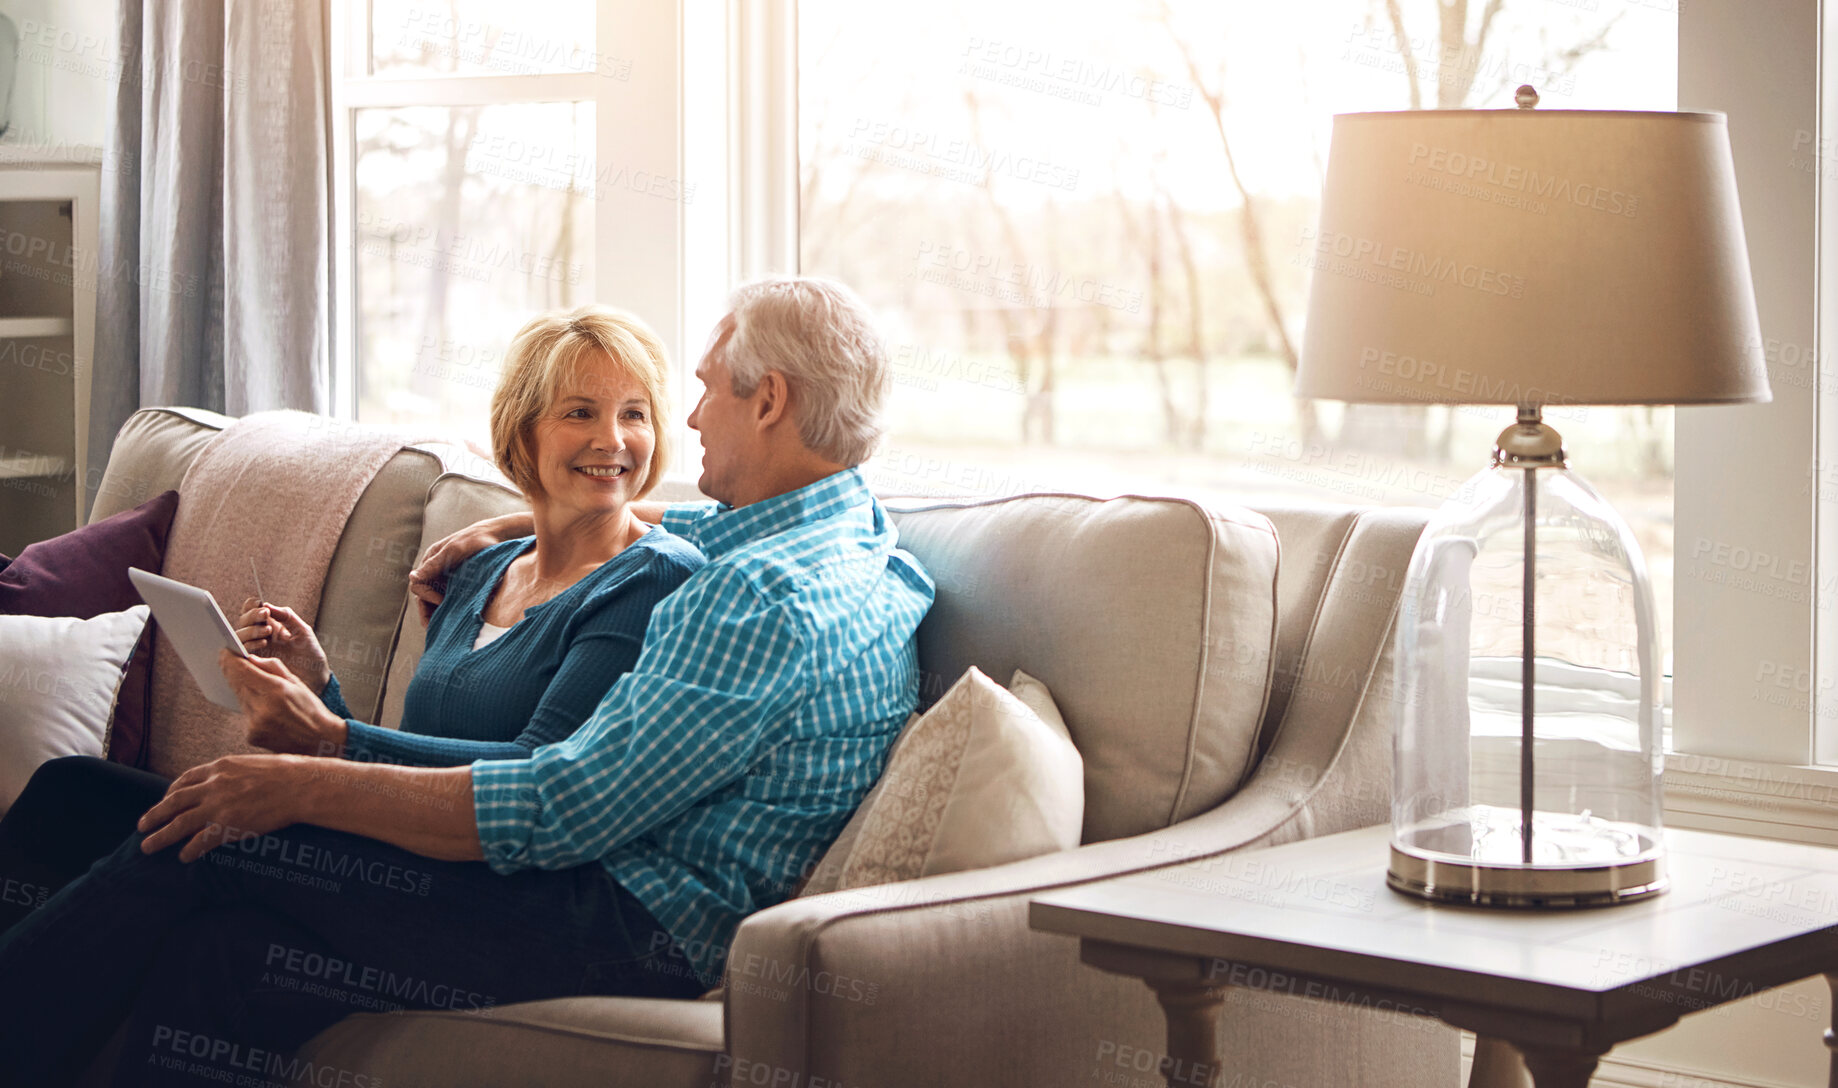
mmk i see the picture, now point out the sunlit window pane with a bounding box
[353,102,594,437]
[800,0,1678,669]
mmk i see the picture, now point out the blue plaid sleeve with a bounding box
[471,564,806,873]
[660,500,720,535]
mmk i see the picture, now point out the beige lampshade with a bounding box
[1295,109,1770,407]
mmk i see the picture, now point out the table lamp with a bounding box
[1295,88,1769,907]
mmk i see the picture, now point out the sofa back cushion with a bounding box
[88,408,231,522]
[311,447,449,724]
[887,493,1280,844]
[1247,505,1364,763]
[378,472,531,729]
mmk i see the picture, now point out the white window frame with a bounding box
[1664,0,1838,842]
[326,0,740,475]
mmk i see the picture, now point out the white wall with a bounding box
[0,0,115,149]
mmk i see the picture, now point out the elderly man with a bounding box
[0,276,933,1086]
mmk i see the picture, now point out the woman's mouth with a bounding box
[576,465,628,478]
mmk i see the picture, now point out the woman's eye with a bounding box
[566,408,592,420]
[623,409,648,422]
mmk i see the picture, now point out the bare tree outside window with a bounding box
[800,0,1679,668]
[349,1,597,437]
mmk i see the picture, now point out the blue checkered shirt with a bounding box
[470,467,934,986]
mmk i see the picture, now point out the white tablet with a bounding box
[128,567,250,710]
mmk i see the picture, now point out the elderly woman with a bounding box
[233,304,702,766]
[0,303,702,934]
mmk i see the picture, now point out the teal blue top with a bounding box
[320,528,705,768]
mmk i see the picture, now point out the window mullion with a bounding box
[735,0,798,280]
[592,0,686,366]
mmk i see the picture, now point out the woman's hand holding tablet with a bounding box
[127,568,250,710]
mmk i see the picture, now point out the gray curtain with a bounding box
[89,0,330,513]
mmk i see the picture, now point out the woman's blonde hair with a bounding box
[489,305,672,500]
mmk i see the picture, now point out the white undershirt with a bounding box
[473,621,511,650]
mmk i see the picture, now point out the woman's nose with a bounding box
[592,419,626,452]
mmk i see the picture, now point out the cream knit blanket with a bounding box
[149,411,424,777]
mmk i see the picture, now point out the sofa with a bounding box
[76,406,1457,1087]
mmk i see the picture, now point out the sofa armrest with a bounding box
[721,506,1436,1087]
[725,773,1444,1085]
[723,752,1378,1085]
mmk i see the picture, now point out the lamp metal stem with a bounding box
[1522,463,1536,864]
[1492,405,1564,868]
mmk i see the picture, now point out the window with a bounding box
[798,1,1681,679]
[325,1,1834,794]
[328,0,710,451]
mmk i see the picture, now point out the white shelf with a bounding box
[0,163,97,537]
[0,316,74,339]
[0,454,70,480]
[0,141,103,168]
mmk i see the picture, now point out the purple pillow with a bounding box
[0,490,181,767]
[0,490,180,614]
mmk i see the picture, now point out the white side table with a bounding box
[1031,824,1838,1088]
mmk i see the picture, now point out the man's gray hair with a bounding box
[722,276,889,466]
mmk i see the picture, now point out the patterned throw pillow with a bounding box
[801,666,1083,895]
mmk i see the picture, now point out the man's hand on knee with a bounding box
[137,755,310,863]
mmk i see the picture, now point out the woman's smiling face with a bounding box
[527,350,656,517]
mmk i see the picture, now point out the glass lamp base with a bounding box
[1390,804,1667,907]
[1388,845,1667,908]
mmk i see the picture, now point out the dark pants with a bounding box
[0,755,170,935]
[0,761,706,1086]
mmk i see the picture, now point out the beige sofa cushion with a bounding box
[314,446,446,724]
[88,407,233,522]
[294,995,721,1088]
[378,471,530,730]
[803,666,1080,895]
[888,493,1279,844]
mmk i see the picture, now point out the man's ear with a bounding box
[752,371,793,431]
